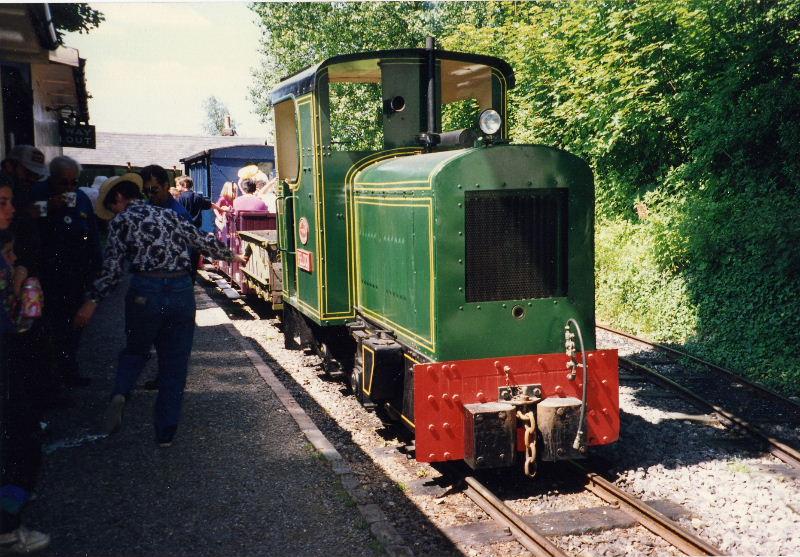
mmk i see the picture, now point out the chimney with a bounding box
[222,114,235,136]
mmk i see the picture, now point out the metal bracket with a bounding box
[498,384,543,404]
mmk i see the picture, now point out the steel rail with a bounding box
[462,475,569,557]
[568,460,724,556]
[597,323,800,412]
[620,356,800,469]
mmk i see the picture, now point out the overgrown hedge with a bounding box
[442,0,800,394]
[252,0,800,394]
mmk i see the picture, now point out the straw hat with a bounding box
[237,164,259,180]
[95,173,143,220]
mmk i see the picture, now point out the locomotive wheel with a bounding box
[317,342,343,376]
[348,345,366,402]
[349,363,362,399]
[281,307,300,350]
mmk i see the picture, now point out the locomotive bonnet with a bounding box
[269,41,620,477]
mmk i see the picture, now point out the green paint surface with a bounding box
[354,143,597,361]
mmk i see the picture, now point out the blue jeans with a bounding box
[114,275,196,442]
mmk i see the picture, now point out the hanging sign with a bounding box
[59,123,96,149]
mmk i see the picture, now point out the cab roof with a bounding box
[269,48,515,104]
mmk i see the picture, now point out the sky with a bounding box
[64,2,271,138]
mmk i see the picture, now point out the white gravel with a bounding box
[597,329,800,556]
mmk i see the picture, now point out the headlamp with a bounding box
[478,109,502,135]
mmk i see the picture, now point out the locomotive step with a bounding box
[222,287,241,300]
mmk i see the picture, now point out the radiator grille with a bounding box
[465,189,568,302]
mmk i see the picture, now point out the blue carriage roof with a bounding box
[269,48,516,105]
[180,144,274,164]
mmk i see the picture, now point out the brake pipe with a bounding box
[567,318,589,450]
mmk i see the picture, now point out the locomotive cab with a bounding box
[270,45,619,477]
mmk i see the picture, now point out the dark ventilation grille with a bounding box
[465,189,568,302]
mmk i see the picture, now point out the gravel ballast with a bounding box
[214,284,800,556]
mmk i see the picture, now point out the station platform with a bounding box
[26,280,385,556]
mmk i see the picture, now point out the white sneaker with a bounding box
[0,525,50,554]
[104,394,126,435]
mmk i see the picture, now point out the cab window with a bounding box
[440,60,496,133]
[274,100,299,183]
[324,58,384,152]
[328,81,383,152]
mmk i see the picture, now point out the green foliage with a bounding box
[329,83,383,152]
[595,216,698,341]
[249,0,800,393]
[249,1,464,120]
[49,3,104,43]
[441,98,481,133]
[201,96,236,136]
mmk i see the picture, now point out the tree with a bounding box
[248,1,478,122]
[202,96,237,136]
[49,3,105,43]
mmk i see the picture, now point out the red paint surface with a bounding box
[414,350,619,463]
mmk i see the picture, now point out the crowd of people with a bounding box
[0,147,250,554]
[213,164,277,244]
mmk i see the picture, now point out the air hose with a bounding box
[566,318,589,451]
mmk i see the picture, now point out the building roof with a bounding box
[64,131,268,170]
[181,144,274,164]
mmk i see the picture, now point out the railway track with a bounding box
[568,461,722,556]
[204,284,794,555]
[461,474,568,557]
[456,465,722,557]
[598,324,800,469]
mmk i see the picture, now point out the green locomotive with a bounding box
[269,41,619,476]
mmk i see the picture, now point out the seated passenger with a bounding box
[232,179,267,213]
[215,181,236,243]
[216,181,235,214]
[255,175,277,213]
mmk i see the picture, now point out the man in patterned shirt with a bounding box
[73,174,246,447]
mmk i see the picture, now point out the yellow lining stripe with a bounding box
[354,197,435,352]
[352,149,465,192]
[310,95,324,319]
[345,148,422,326]
[315,70,356,320]
[404,353,421,365]
[362,344,375,396]
[287,94,311,193]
